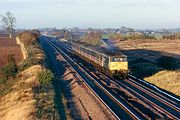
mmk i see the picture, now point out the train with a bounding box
[64,41,129,79]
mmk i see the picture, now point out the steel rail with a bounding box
[128,74,180,102]
[127,78,180,112]
[47,39,141,120]
[56,39,180,119]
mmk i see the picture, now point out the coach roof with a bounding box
[72,41,127,57]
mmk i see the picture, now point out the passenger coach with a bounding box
[70,42,128,79]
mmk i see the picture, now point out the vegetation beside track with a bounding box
[0,31,57,120]
[129,56,180,96]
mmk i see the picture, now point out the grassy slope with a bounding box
[0,65,42,120]
[145,70,180,96]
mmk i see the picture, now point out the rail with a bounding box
[47,39,141,120]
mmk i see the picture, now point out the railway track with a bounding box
[54,38,180,119]
[126,76,180,111]
[128,75,180,104]
[88,65,180,119]
[114,78,180,119]
[78,63,180,119]
[45,38,141,120]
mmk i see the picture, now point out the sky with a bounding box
[0,0,180,29]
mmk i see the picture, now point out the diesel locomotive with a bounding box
[69,42,129,79]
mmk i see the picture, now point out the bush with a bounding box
[0,55,18,80]
[27,44,44,56]
[17,30,40,45]
[38,70,54,84]
[0,76,7,84]
[19,57,40,71]
[18,33,45,72]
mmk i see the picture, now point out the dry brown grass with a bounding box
[21,65,43,79]
[0,88,36,120]
[145,70,180,96]
[116,39,180,59]
[0,65,43,120]
[0,38,23,68]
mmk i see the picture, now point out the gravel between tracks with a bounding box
[57,54,116,120]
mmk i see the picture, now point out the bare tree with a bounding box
[0,11,16,38]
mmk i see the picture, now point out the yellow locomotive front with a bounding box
[108,56,128,79]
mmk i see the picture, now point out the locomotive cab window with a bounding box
[111,57,127,62]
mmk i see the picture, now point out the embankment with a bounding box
[0,30,56,120]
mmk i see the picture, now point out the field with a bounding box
[114,39,180,69]
[114,39,180,96]
[0,36,23,68]
[116,39,180,59]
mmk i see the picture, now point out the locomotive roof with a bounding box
[72,41,127,57]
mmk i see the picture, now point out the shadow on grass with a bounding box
[121,49,180,78]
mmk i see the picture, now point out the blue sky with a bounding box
[0,0,180,29]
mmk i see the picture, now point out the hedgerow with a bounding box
[0,54,18,80]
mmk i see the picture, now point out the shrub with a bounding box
[17,30,40,45]
[38,70,54,84]
[0,55,18,80]
[18,32,45,72]
[19,57,40,71]
[0,76,7,84]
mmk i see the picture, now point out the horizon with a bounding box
[1,0,180,29]
[0,27,180,31]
